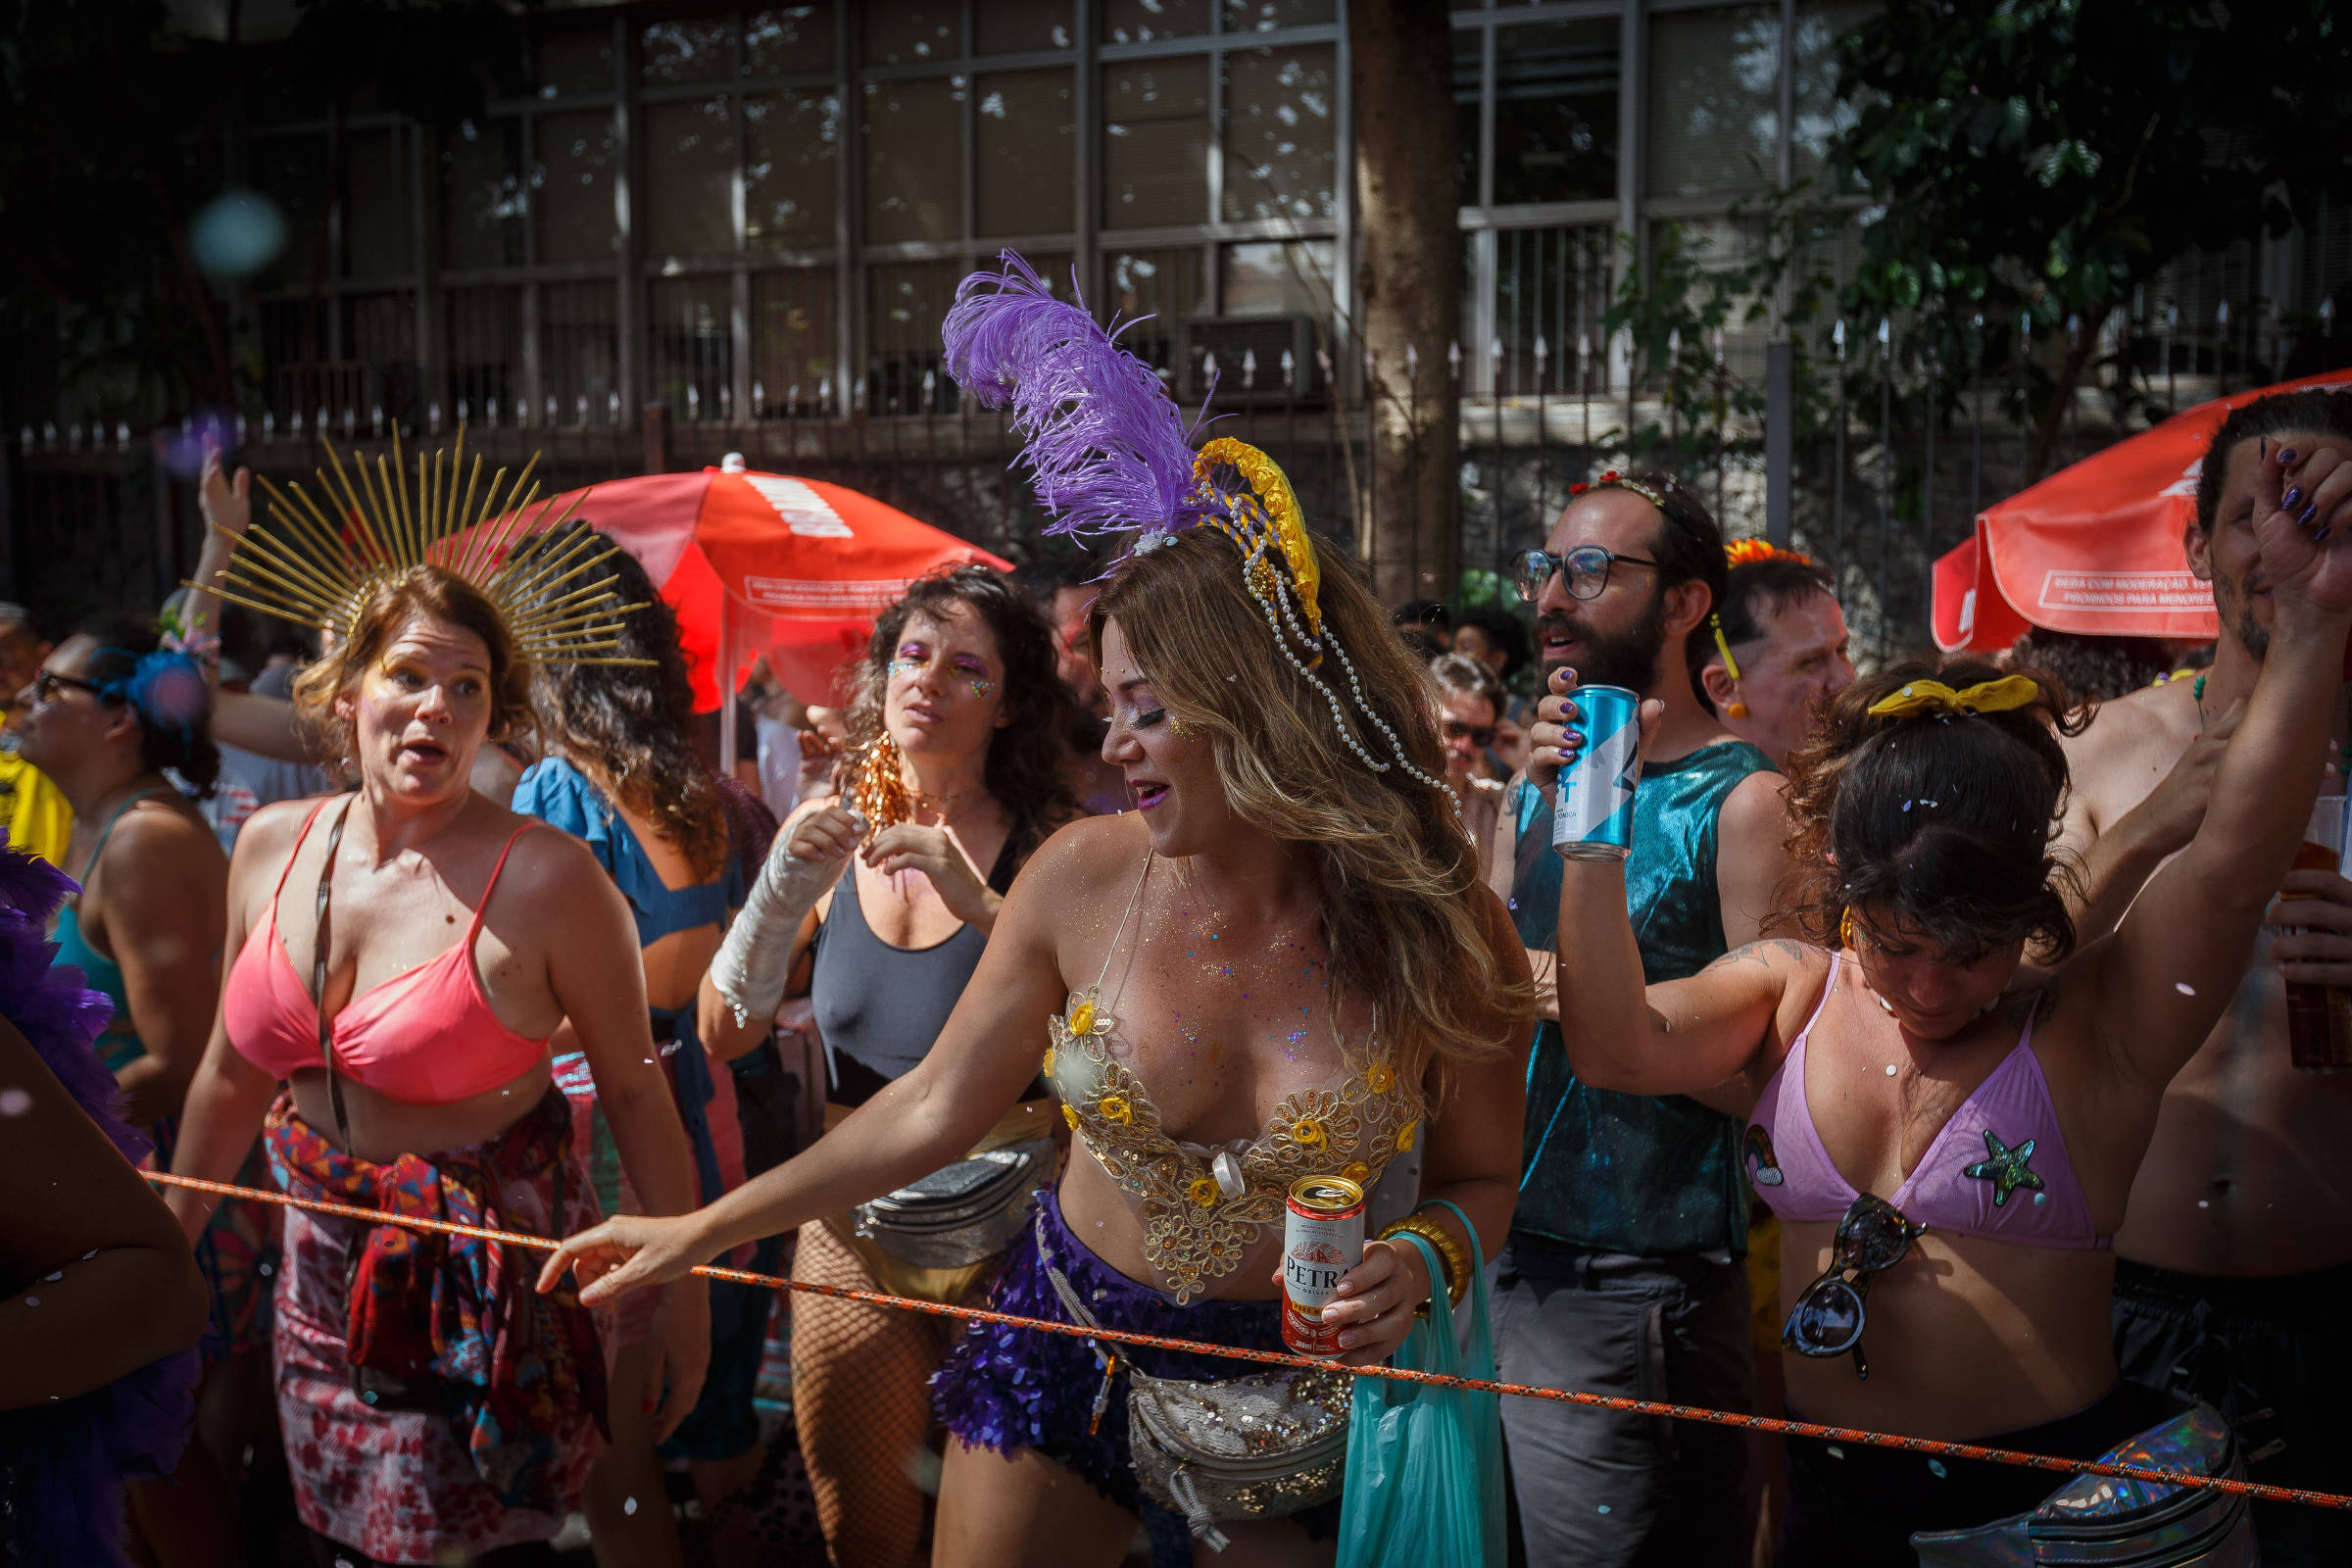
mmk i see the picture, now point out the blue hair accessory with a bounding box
[95,648,210,743]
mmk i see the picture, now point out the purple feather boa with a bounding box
[942,250,1201,542]
[0,836,199,1567]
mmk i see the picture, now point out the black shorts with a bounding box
[1776,1380,2177,1568]
[2114,1256,2352,1568]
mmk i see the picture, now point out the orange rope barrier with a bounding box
[147,1168,2352,1513]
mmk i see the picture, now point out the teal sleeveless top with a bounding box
[1505,740,1776,1257]
[50,788,169,1075]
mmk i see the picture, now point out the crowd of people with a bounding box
[2,248,2348,1568]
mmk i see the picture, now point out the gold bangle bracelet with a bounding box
[1378,1213,1469,1312]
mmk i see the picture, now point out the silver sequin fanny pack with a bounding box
[1039,1213,1349,1553]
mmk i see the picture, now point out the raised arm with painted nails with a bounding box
[1527,437,2352,1564]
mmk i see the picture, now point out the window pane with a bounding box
[1494,19,1618,205]
[1102,247,1207,374]
[1102,60,1208,228]
[1791,2,1874,186]
[534,110,619,263]
[341,291,421,424]
[439,121,523,270]
[976,1,1072,54]
[649,276,735,422]
[1646,6,1779,200]
[1223,0,1334,30]
[977,70,1073,236]
[752,269,838,414]
[1455,24,1482,207]
[1493,225,1613,393]
[538,19,614,96]
[1101,0,1205,45]
[866,259,963,413]
[1221,45,1335,223]
[747,90,840,248]
[445,284,521,421]
[642,16,736,84]
[1221,239,1334,317]
[864,0,962,65]
[747,6,837,74]
[862,76,965,242]
[541,280,621,425]
[645,96,738,256]
[346,127,415,278]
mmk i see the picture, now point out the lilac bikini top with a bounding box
[1745,951,2110,1250]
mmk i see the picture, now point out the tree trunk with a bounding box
[2025,305,2110,482]
[1349,0,1462,608]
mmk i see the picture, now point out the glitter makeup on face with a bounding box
[888,658,921,680]
[968,678,995,699]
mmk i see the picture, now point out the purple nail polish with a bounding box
[2319,523,2334,543]
[2280,447,2299,465]
[2285,486,2304,509]
[2302,503,2320,526]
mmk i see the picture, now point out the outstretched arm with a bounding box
[2089,442,2352,1098]
[539,822,1077,1306]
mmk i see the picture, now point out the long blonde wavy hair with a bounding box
[1091,528,1535,1085]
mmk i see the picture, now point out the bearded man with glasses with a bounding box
[1483,470,1792,1567]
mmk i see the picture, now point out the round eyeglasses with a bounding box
[1509,545,1663,604]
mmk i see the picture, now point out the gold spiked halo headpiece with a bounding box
[197,430,650,665]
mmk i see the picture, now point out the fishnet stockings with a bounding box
[791,1219,953,1568]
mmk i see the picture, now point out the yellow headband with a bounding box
[1193,437,1321,638]
[1866,675,2041,719]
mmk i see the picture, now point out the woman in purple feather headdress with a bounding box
[541,252,1538,1564]
[0,833,206,1566]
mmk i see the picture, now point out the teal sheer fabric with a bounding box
[1505,741,1775,1257]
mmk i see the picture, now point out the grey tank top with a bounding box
[809,835,1018,1105]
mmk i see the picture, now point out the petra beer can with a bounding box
[1281,1174,1366,1357]
[1553,683,1641,860]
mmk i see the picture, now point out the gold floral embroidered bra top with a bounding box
[1045,850,1426,1304]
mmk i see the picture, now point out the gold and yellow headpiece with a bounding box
[197,430,649,665]
[943,251,1452,801]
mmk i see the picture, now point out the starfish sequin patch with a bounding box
[1963,1129,2045,1207]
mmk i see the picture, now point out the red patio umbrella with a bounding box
[543,466,1012,738]
[1932,368,2352,653]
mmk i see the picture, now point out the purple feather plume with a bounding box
[0,833,198,1566]
[941,251,1198,540]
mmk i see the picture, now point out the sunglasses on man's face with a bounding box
[1442,718,1496,748]
[1781,1192,1926,1381]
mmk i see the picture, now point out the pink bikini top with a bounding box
[222,798,552,1105]
[1745,951,2110,1250]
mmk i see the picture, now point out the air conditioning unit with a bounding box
[1171,317,1328,404]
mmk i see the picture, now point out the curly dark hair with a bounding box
[74,614,220,799]
[524,520,728,882]
[843,564,1081,864]
[1783,659,2086,966]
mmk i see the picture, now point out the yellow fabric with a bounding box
[1866,674,2041,719]
[1746,1212,1783,1351]
[0,751,73,865]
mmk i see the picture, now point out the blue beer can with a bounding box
[1552,684,1640,860]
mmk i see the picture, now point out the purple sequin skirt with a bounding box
[931,1187,1337,1531]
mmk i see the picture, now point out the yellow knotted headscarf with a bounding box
[1866,675,2041,719]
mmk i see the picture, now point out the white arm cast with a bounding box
[709,812,858,1027]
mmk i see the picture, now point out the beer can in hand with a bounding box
[1282,1175,1366,1357]
[1553,683,1641,860]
